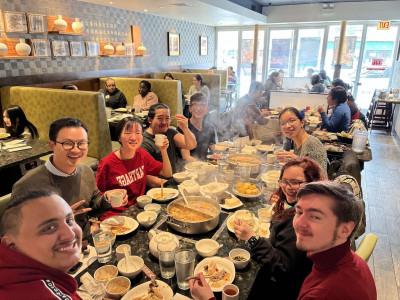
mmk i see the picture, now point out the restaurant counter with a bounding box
[76,195,268,299]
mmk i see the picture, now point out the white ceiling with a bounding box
[80,0,267,26]
[254,0,387,5]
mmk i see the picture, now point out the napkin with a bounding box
[7,146,32,152]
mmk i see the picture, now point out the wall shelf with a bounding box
[0,56,36,59]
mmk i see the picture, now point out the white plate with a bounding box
[184,161,216,172]
[147,188,179,202]
[114,107,128,113]
[122,280,173,300]
[232,187,261,199]
[0,132,10,139]
[255,144,274,152]
[220,193,243,210]
[100,216,138,236]
[194,257,235,292]
[226,213,259,234]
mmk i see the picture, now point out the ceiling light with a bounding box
[109,1,113,4]
[144,9,148,12]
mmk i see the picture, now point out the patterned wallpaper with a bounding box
[0,0,215,80]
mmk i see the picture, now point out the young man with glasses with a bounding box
[12,118,116,236]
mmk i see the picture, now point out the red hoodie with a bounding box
[0,244,81,300]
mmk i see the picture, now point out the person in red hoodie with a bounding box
[0,190,82,299]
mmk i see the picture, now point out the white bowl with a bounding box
[94,265,118,283]
[200,182,229,197]
[136,195,152,208]
[144,203,161,214]
[105,276,131,298]
[117,255,144,279]
[136,211,157,228]
[180,180,200,195]
[173,171,191,183]
[229,248,251,270]
[195,239,220,257]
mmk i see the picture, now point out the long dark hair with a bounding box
[271,157,326,221]
[194,74,205,86]
[4,105,38,139]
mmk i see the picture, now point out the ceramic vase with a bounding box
[136,43,147,56]
[54,15,67,31]
[0,42,8,57]
[15,39,31,56]
[103,43,114,55]
[115,44,126,55]
[71,18,84,34]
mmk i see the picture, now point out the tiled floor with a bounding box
[362,131,400,300]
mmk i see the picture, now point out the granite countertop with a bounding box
[79,195,269,300]
[0,139,51,169]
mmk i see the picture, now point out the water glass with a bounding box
[175,249,195,290]
[93,231,112,263]
[158,240,178,279]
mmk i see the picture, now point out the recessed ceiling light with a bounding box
[144,9,148,12]
[109,1,113,4]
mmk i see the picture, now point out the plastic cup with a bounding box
[175,249,195,290]
[222,284,239,300]
[154,134,165,147]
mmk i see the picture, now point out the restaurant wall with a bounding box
[0,0,215,84]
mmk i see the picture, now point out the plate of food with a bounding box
[232,181,262,198]
[255,144,274,153]
[114,107,128,113]
[121,280,173,300]
[100,216,139,236]
[147,188,179,202]
[0,132,10,139]
[226,210,259,234]
[220,193,243,210]
[194,257,235,292]
[184,161,216,172]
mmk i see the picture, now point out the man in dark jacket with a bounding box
[101,78,127,109]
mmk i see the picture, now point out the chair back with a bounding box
[355,233,378,262]
[0,193,11,225]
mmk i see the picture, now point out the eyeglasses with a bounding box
[280,118,299,127]
[55,140,89,150]
[278,179,306,187]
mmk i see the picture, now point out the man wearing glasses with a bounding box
[12,118,116,236]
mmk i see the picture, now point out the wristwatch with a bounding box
[246,236,259,249]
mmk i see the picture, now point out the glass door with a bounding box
[239,30,255,96]
[267,29,294,76]
[216,31,239,72]
[356,25,399,108]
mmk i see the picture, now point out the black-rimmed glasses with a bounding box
[55,140,89,150]
[278,179,306,188]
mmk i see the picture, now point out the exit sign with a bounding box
[372,58,383,66]
[377,20,390,30]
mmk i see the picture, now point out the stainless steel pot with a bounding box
[166,196,220,234]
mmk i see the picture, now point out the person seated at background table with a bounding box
[278,107,328,171]
[295,181,376,300]
[96,116,172,209]
[188,74,210,102]
[0,190,82,299]
[331,78,350,90]
[133,80,159,111]
[319,69,332,87]
[227,66,237,85]
[12,117,117,236]
[233,81,269,138]
[347,93,367,127]
[164,72,174,80]
[180,93,216,161]
[142,103,196,172]
[100,78,127,109]
[310,74,326,94]
[190,158,325,300]
[264,71,283,103]
[2,105,38,140]
[318,86,351,133]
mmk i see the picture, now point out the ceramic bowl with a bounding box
[136,195,152,208]
[105,276,131,298]
[144,203,161,215]
[94,265,118,283]
[117,255,144,279]
[229,248,251,270]
[136,211,157,228]
[195,239,220,257]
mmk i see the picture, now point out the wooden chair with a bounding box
[355,233,378,262]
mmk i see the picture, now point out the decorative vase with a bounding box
[54,15,68,31]
[115,44,126,55]
[15,39,31,56]
[136,43,147,56]
[103,43,114,55]
[71,18,84,34]
[0,42,8,57]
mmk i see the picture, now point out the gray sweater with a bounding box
[294,135,328,171]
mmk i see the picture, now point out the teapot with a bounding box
[148,230,179,259]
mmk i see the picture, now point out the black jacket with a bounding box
[103,88,127,109]
[248,208,312,300]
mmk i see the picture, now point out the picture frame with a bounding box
[31,39,51,57]
[4,11,27,33]
[85,41,99,57]
[200,35,208,56]
[167,32,180,56]
[69,41,85,57]
[0,10,5,32]
[51,40,70,57]
[125,42,135,56]
[27,13,46,33]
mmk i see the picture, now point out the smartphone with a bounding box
[67,261,83,274]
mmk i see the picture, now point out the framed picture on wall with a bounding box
[51,40,70,57]
[200,35,208,56]
[4,11,27,33]
[27,13,46,33]
[168,32,180,56]
[85,41,99,57]
[31,39,51,57]
[0,10,5,32]
[70,41,85,57]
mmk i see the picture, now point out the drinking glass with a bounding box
[158,240,178,279]
[92,230,112,263]
[175,249,195,290]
